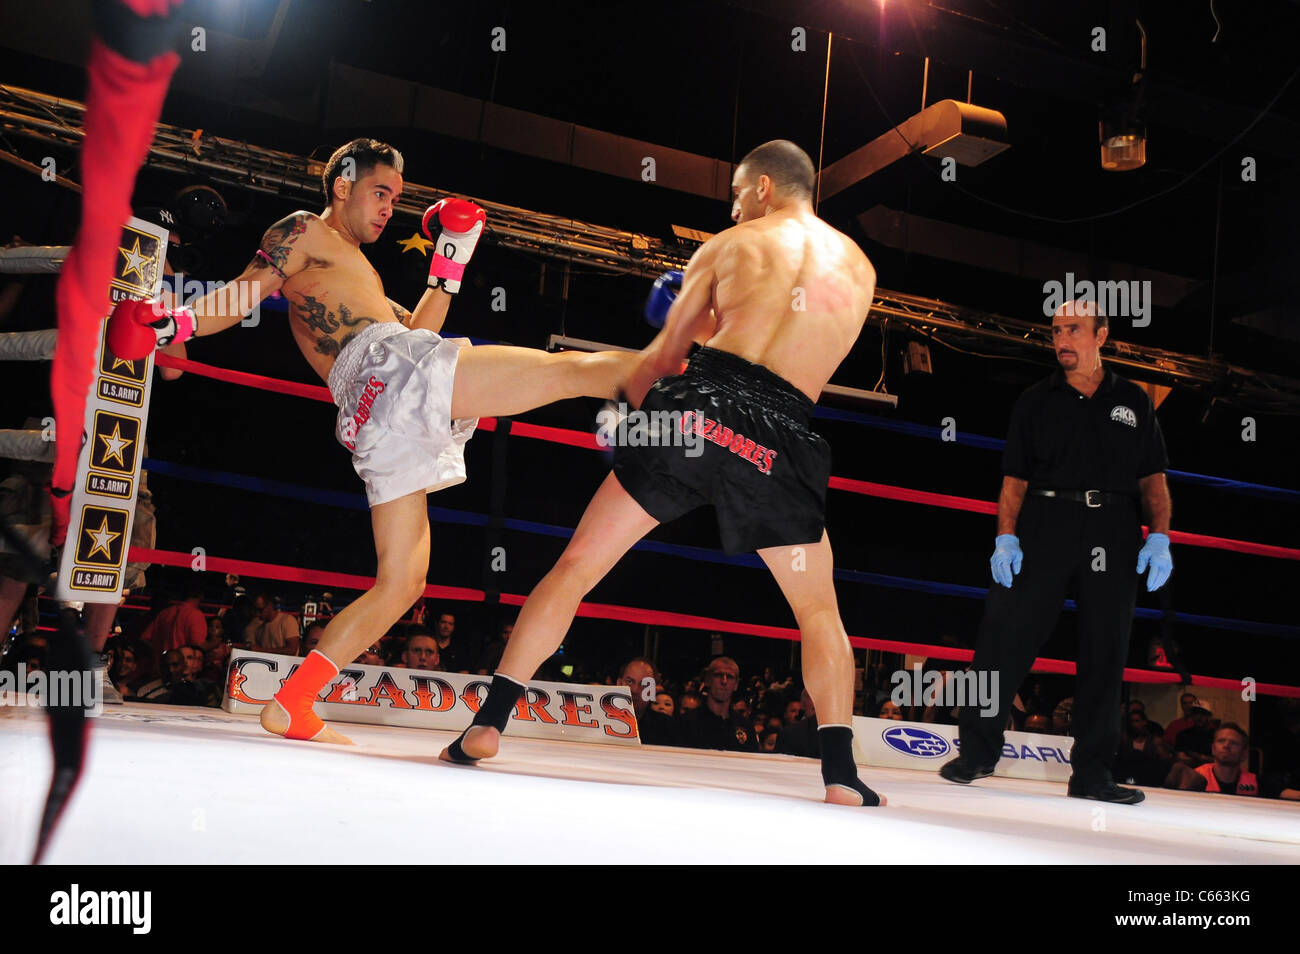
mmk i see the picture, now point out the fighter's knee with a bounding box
[790,602,838,631]
[375,572,426,608]
[551,550,603,594]
[403,576,427,606]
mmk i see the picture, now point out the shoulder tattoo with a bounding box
[250,212,312,276]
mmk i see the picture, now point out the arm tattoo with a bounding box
[249,212,311,275]
[387,298,413,325]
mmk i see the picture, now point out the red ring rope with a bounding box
[130,546,1300,699]
[154,353,1300,561]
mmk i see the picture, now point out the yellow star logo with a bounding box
[110,355,139,375]
[98,421,134,466]
[119,238,151,281]
[397,232,434,256]
[85,517,121,560]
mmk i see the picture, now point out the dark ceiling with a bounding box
[0,1,1295,679]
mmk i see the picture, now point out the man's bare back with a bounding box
[631,202,875,406]
[701,208,874,400]
[250,211,410,382]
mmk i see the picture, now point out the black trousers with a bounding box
[958,495,1142,784]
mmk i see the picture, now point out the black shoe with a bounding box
[939,757,995,784]
[1067,780,1145,804]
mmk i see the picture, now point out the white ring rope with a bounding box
[0,329,58,361]
[0,244,69,274]
[0,429,54,463]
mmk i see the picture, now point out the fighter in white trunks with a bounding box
[106,138,635,743]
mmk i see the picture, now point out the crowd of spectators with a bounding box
[1,570,1297,801]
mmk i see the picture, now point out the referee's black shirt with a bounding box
[1002,367,1169,494]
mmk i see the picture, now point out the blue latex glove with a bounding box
[990,534,1023,588]
[1137,532,1173,591]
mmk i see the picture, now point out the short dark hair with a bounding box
[1216,722,1249,746]
[321,138,405,199]
[404,629,436,651]
[739,140,815,199]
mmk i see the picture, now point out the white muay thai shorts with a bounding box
[327,322,477,506]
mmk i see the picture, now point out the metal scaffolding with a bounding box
[3,82,1298,413]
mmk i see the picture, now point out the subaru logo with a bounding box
[882,725,951,758]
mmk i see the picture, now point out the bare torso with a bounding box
[257,212,406,382]
[702,210,875,400]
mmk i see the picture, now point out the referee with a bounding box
[941,299,1173,804]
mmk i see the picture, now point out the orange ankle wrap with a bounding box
[271,650,339,741]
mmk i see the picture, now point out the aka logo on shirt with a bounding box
[1110,405,1137,428]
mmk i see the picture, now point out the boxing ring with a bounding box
[3,702,1296,864]
[2,303,1298,863]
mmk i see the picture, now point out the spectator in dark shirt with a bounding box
[618,657,675,746]
[432,611,468,672]
[679,691,702,715]
[776,689,820,758]
[1114,709,1201,790]
[180,643,221,707]
[138,649,206,706]
[1162,692,1200,745]
[221,594,254,649]
[1174,700,1216,767]
[476,620,513,674]
[1259,701,1300,800]
[1127,699,1163,738]
[677,657,757,751]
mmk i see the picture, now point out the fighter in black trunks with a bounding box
[441,140,883,807]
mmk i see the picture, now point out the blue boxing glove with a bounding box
[1136,532,1172,591]
[990,534,1023,589]
[644,270,683,328]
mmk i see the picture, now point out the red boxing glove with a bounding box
[421,198,486,294]
[106,298,196,361]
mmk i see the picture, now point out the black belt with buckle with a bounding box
[1030,489,1133,509]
